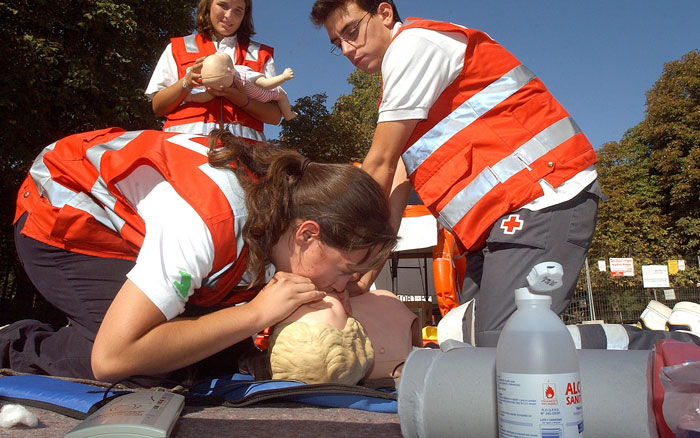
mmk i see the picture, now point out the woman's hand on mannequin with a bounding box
[248,272,326,325]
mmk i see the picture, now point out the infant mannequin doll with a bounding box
[187,52,298,121]
[268,289,421,385]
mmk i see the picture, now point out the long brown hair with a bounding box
[208,131,397,286]
[196,0,256,42]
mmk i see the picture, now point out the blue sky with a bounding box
[249,1,700,148]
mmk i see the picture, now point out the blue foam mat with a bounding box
[0,374,398,417]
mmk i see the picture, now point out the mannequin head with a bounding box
[268,290,420,384]
[201,53,235,89]
[269,313,374,385]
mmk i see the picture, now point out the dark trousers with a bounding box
[461,180,601,347]
[3,214,255,384]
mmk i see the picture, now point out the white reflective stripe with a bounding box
[245,41,260,62]
[196,164,247,259]
[438,117,581,229]
[66,192,121,232]
[166,133,210,156]
[164,122,266,143]
[29,141,77,206]
[197,164,247,289]
[184,34,199,53]
[566,325,582,350]
[601,324,630,350]
[403,64,535,176]
[85,131,142,172]
[29,134,138,235]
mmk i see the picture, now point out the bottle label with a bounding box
[497,372,583,438]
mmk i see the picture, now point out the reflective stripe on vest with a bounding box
[29,131,247,268]
[164,121,266,143]
[437,117,582,231]
[403,64,535,176]
[246,41,260,62]
[184,34,198,53]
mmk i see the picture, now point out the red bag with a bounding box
[653,339,700,437]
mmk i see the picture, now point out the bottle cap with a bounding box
[514,287,552,303]
[526,262,564,293]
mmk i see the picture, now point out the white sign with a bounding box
[597,260,606,272]
[679,260,686,271]
[664,289,677,300]
[642,265,670,288]
[609,258,634,277]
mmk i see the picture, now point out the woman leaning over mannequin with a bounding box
[146,0,281,142]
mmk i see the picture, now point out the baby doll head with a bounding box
[200,52,234,89]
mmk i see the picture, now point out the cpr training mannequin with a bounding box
[269,289,421,385]
[189,52,298,121]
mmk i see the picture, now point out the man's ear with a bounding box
[377,2,395,27]
[294,220,321,246]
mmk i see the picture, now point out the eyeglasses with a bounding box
[330,11,371,56]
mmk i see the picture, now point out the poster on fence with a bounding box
[598,260,606,271]
[609,257,634,277]
[668,259,679,275]
[642,265,670,288]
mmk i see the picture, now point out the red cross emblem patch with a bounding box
[500,214,524,235]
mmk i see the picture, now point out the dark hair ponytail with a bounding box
[208,131,396,286]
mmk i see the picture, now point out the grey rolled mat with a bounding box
[398,342,656,438]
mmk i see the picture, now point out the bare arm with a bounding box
[91,273,324,381]
[362,119,420,198]
[151,57,205,117]
[337,120,419,314]
[252,67,295,90]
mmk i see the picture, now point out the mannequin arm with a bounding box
[253,67,295,90]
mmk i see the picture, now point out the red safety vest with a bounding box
[393,19,598,252]
[163,33,274,143]
[15,128,256,307]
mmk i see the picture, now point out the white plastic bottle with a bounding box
[496,262,584,437]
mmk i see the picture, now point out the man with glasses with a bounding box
[310,1,602,348]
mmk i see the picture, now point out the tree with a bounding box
[639,50,700,255]
[591,51,700,259]
[592,129,675,259]
[330,69,381,161]
[279,69,381,163]
[0,0,195,324]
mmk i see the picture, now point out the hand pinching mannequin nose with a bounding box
[269,289,421,385]
[190,52,298,121]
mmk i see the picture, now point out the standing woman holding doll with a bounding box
[146,0,281,142]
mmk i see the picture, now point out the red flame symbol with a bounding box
[545,385,555,399]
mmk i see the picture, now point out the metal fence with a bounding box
[561,255,700,325]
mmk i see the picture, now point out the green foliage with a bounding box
[640,50,700,254]
[279,69,381,163]
[592,129,674,258]
[0,0,195,324]
[588,50,700,316]
[592,50,700,259]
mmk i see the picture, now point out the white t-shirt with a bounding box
[114,165,275,320]
[115,165,214,320]
[379,22,596,210]
[145,34,278,99]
